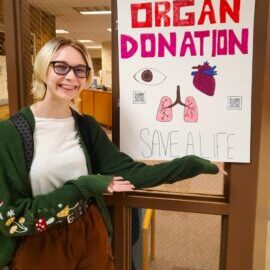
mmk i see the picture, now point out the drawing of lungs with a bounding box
[184,96,198,123]
[156,96,173,122]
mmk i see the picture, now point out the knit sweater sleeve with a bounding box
[87,116,219,189]
[0,166,112,237]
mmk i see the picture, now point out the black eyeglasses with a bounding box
[50,61,91,78]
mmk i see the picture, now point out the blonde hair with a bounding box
[32,37,93,107]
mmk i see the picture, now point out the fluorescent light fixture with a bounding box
[80,10,111,15]
[78,39,93,43]
[107,28,112,32]
[56,29,69,34]
[86,46,102,49]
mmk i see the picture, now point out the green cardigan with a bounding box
[0,106,218,268]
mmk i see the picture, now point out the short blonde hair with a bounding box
[32,37,93,106]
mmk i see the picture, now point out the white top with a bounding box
[30,116,88,196]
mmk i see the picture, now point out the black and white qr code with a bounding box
[227,96,242,110]
[133,91,146,104]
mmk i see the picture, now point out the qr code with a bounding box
[133,91,146,104]
[227,96,242,110]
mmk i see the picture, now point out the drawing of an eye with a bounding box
[133,68,167,86]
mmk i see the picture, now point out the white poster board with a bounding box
[117,0,255,162]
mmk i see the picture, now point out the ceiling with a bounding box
[27,0,112,47]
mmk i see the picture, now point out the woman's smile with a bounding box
[58,83,79,91]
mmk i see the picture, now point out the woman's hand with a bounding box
[215,163,228,176]
[107,176,135,193]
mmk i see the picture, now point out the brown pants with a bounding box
[12,204,115,270]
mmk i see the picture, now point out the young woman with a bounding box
[0,37,226,270]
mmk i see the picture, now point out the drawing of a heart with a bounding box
[184,96,198,123]
[156,96,173,122]
[191,62,217,96]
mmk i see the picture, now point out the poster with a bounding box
[117,0,255,162]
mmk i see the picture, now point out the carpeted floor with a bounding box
[266,221,270,270]
[147,211,270,270]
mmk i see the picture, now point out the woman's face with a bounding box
[44,45,88,103]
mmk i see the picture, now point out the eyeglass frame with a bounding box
[49,61,91,78]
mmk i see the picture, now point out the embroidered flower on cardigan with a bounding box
[58,203,63,208]
[7,209,15,217]
[0,200,3,207]
[0,213,3,220]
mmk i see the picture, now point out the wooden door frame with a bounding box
[111,0,270,270]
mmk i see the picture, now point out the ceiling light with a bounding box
[86,46,102,49]
[55,29,69,34]
[73,6,111,15]
[80,11,111,15]
[107,28,112,32]
[78,39,93,43]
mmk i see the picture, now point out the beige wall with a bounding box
[101,41,112,87]
[88,49,101,59]
[0,56,7,103]
[88,44,111,87]
[88,49,102,78]
[102,41,111,72]
[91,58,102,77]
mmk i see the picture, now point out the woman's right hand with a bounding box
[107,176,135,193]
